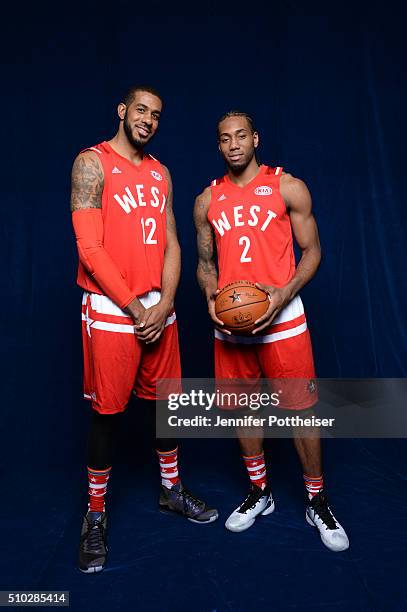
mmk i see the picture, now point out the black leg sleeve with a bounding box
[135,398,178,452]
[87,411,122,470]
[155,437,178,452]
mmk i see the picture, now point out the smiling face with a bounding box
[118,90,162,149]
[218,115,259,173]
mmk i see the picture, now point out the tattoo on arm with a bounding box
[197,225,216,272]
[70,153,104,211]
[194,192,218,292]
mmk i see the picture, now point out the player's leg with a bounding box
[86,411,121,511]
[258,328,349,551]
[215,337,275,532]
[135,317,218,524]
[79,293,141,573]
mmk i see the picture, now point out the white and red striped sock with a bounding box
[243,452,267,490]
[156,447,180,489]
[303,474,324,500]
[87,466,111,512]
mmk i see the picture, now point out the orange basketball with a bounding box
[215,280,270,335]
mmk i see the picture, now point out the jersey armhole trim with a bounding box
[82,146,102,155]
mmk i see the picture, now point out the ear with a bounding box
[117,103,126,121]
[253,131,259,148]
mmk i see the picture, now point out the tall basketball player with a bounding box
[194,111,349,551]
[71,86,218,573]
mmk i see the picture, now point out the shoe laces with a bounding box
[85,517,105,551]
[181,488,204,514]
[311,494,338,530]
[239,486,265,514]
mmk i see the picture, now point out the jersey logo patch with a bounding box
[218,194,227,201]
[254,186,272,196]
[112,166,122,174]
[150,170,163,181]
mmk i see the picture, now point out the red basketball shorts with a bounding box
[214,296,318,410]
[81,291,181,414]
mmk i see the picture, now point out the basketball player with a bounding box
[194,111,349,551]
[71,85,218,573]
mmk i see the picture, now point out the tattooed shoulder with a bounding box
[70,151,104,211]
[193,187,212,225]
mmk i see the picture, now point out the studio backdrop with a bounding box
[1,3,406,466]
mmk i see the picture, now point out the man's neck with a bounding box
[108,130,144,165]
[227,158,260,187]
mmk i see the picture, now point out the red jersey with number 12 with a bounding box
[208,165,295,288]
[76,141,168,297]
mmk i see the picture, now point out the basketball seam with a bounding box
[216,299,268,315]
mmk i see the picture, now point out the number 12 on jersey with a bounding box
[141,217,157,244]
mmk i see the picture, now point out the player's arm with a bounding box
[253,174,321,333]
[134,165,181,344]
[282,173,321,297]
[193,188,227,330]
[70,151,145,321]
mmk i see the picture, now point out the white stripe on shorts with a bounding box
[82,291,176,332]
[215,321,308,345]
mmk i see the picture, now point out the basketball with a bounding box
[215,280,270,334]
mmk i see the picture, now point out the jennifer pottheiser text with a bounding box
[167,415,335,428]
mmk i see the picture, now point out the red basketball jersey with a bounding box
[208,165,296,288]
[76,142,168,297]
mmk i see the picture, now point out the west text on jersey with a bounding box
[210,205,277,237]
[113,184,166,214]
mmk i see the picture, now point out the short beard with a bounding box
[227,151,255,175]
[123,110,145,149]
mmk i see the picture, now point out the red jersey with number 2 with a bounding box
[76,141,168,297]
[208,165,295,289]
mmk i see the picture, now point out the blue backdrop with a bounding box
[1,2,406,611]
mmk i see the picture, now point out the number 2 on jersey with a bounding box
[141,217,157,244]
[239,235,252,262]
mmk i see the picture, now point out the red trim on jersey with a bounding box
[80,146,102,155]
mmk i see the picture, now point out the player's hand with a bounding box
[134,300,172,344]
[207,290,231,335]
[252,283,291,334]
[125,297,146,325]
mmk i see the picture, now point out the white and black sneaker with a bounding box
[306,491,349,552]
[225,484,275,532]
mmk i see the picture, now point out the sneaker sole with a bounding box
[159,505,219,524]
[78,565,105,574]
[188,513,219,524]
